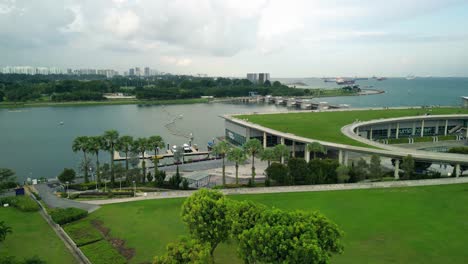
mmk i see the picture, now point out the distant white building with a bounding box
[247,73,270,84]
[246,73,258,83]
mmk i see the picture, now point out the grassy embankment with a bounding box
[237,107,468,148]
[0,98,210,109]
[0,207,76,263]
[69,183,468,264]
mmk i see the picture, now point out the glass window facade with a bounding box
[225,129,246,146]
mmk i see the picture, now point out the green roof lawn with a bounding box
[236,107,468,147]
[81,183,468,264]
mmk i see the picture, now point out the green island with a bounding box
[67,183,468,264]
[0,207,76,263]
[237,107,468,147]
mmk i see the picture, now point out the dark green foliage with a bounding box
[153,237,212,264]
[0,221,12,243]
[0,168,16,192]
[369,155,383,179]
[50,208,88,225]
[146,172,153,183]
[181,179,189,190]
[401,155,415,180]
[80,240,127,264]
[0,196,39,212]
[448,146,468,154]
[349,158,369,182]
[0,256,47,264]
[228,200,266,238]
[288,157,309,185]
[238,209,344,264]
[63,220,103,247]
[22,256,47,264]
[169,168,182,189]
[154,170,166,187]
[308,159,340,184]
[181,189,231,255]
[265,162,290,185]
[57,168,76,183]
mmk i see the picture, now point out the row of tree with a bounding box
[154,189,344,263]
[72,131,165,185]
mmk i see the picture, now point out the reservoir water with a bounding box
[1,77,467,181]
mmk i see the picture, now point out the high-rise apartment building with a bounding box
[246,73,258,83]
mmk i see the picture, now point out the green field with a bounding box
[75,183,468,264]
[237,107,468,147]
[0,207,76,263]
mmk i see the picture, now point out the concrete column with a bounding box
[444,120,448,136]
[466,125,468,138]
[396,123,400,139]
[343,151,349,166]
[387,124,391,138]
[338,149,343,165]
[369,127,373,140]
[412,122,416,136]
[280,137,285,164]
[356,127,360,135]
[455,164,460,177]
[246,128,251,140]
[292,141,296,157]
[263,132,267,148]
[304,148,310,162]
[420,120,425,137]
[435,121,439,135]
[394,159,400,180]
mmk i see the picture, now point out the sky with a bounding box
[1,0,468,77]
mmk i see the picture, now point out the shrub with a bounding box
[181,178,189,190]
[50,207,88,225]
[0,196,39,212]
[58,168,76,183]
[266,162,290,185]
[69,182,98,191]
[63,220,103,246]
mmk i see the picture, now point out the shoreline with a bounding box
[0,89,385,109]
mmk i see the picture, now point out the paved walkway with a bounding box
[35,183,99,213]
[81,177,468,205]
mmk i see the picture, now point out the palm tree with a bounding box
[260,148,276,167]
[116,135,133,182]
[274,144,290,164]
[212,141,230,185]
[243,139,263,184]
[227,147,247,184]
[0,221,12,243]
[132,138,150,183]
[72,136,90,183]
[102,130,119,185]
[148,135,165,176]
[88,136,104,184]
[307,142,327,160]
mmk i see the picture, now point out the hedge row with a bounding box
[50,207,88,225]
[0,196,39,212]
[80,240,127,264]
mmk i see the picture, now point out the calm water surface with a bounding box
[1,77,467,180]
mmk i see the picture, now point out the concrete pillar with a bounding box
[396,123,400,139]
[338,149,343,165]
[394,159,400,180]
[420,120,425,137]
[466,125,468,138]
[263,132,267,148]
[387,124,391,138]
[370,127,373,140]
[280,137,285,164]
[455,164,460,177]
[444,120,448,136]
[292,141,296,157]
[246,128,251,140]
[343,151,349,166]
[305,149,310,162]
[412,122,416,136]
[356,127,360,135]
[435,121,439,135]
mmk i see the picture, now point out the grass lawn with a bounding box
[81,183,468,264]
[237,107,468,147]
[0,207,76,263]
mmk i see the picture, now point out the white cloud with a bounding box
[161,56,192,67]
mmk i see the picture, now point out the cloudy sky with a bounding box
[1,0,468,77]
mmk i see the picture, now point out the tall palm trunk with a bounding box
[235,163,239,185]
[141,151,146,183]
[251,155,255,181]
[222,156,226,185]
[96,153,100,184]
[110,147,115,185]
[83,151,89,183]
[125,151,129,182]
[154,147,159,177]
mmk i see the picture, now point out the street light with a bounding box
[132,180,136,197]
[65,181,69,199]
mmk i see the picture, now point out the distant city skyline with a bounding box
[1,0,468,77]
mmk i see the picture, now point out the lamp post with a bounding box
[65,181,69,199]
[132,180,136,197]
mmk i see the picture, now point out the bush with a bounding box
[181,178,189,190]
[58,168,76,183]
[63,220,103,247]
[69,182,98,191]
[50,207,88,225]
[266,162,290,185]
[0,196,39,212]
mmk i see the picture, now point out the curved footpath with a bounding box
[81,177,468,205]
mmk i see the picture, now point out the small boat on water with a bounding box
[59,121,64,125]
[406,75,416,80]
